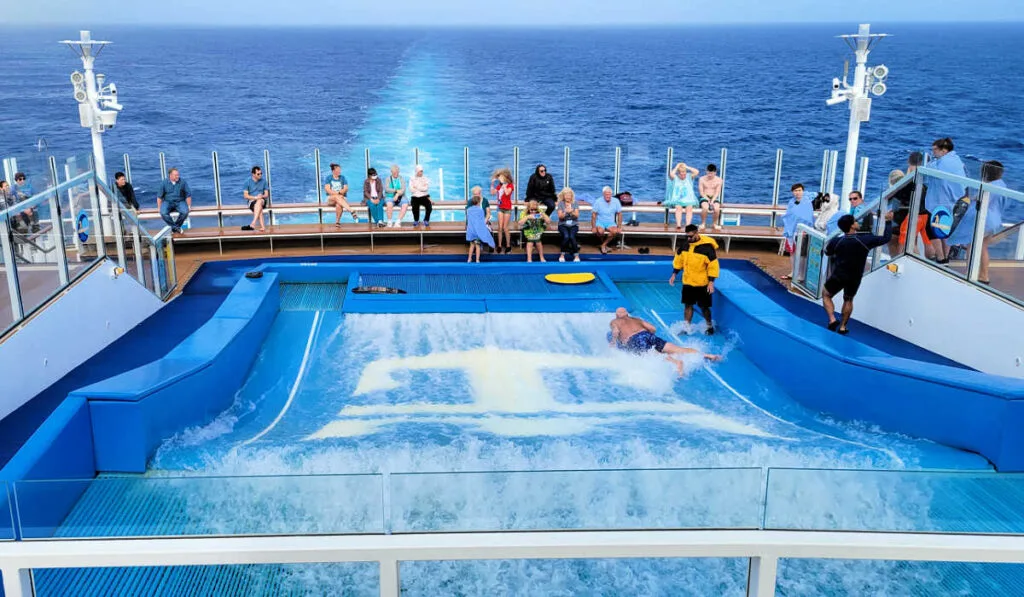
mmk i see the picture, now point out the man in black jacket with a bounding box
[822,213,893,335]
[525,164,557,216]
[114,172,139,210]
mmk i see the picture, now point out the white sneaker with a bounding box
[393,220,401,228]
[573,255,580,262]
[559,255,565,262]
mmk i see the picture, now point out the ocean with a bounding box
[1,24,1022,210]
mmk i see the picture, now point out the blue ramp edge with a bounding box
[72,273,281,473]
[726,260,968,369]
[0,293,226,470]
[715,269,1024,471]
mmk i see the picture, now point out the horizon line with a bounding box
[3,20,1023,29]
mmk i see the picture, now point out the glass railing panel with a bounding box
[721,145,777,229]
[56,176,104,279]
[916,167,983,279]
[566,144,614,210]
[0,211,15,334]
[874,171,922,267]
[0,481,13,540]
[3,151,57,192]
[2,189,70,317]
[114,202,148,284]
[270,147,320,226]
[15,474,385,540]
[154,232,176,298]
[390,468,763,533]
[137,233,157,294]
[32,563,378,596]
[618,143,668,225]
[975,180,1024,301]
[777,558,1024,597]
[404,558,751,596]
[765,468,1024,534]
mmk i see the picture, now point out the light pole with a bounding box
[61,30,123,187]
[826,24,889,213]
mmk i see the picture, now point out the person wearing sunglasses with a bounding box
[525,164,557,216]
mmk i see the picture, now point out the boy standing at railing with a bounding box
[780,183,814,281]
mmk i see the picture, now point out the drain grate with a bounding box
[279,283,346,311]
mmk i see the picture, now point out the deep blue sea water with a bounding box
[1,24,1022,210]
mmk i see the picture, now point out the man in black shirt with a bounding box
[114,172,139,210]
[822,213,893,335]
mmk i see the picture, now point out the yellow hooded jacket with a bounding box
[671,235,720,287]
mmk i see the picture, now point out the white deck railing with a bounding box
[3,528,1024,596]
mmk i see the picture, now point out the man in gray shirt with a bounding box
[156,167,192,233]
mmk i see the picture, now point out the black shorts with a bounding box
[824,275,862,299]
[892,208,909,227]
[681,284,712,309]
[248,199,261,212]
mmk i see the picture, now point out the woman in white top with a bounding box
[409,165,432,228]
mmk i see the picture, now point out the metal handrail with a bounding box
[3,528,1024,597]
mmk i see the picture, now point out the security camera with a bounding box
[74,89,88,103]
[108,83,117,96]
[832,77,841,90]
[70,71,84,85]
[871,82,887,97]
[872,65,889,79]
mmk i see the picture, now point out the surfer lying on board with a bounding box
[609,308,721,374]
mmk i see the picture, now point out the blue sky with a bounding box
[4,0,1023,25]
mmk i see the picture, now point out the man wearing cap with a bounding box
[668,224,719,335]
[821,212,893,335]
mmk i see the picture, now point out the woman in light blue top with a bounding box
[928,137,967,262]
[665,162,700,230]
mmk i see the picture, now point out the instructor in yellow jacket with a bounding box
[668,224,720,335]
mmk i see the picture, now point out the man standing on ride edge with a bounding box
[669,224,719,335]
[821,213,893,335]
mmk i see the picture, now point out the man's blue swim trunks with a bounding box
[623,331,667,354]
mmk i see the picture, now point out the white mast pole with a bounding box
[78,31,109,185]
[839,24,870,213]
[828,24,888,214]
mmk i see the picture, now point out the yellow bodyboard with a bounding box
[544,272,596,285]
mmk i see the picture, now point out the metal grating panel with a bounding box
[279,283,346,311]
[617,282,682,314]
[358,273,611,296]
